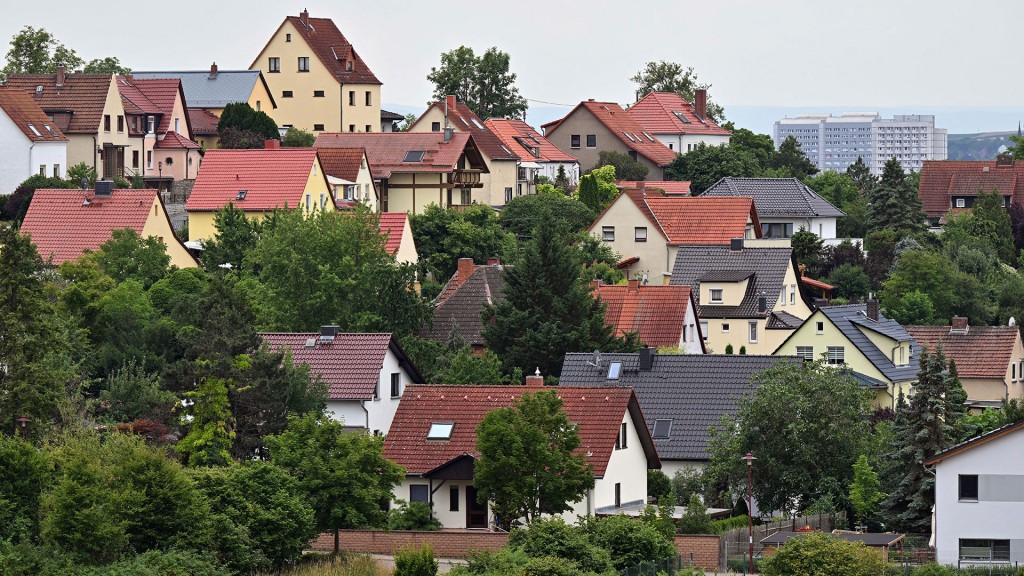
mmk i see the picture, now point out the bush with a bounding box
[282,128,316,147]
[520,556,590,576]
[387,500,441,531]
[584,514,675,571]
[760,532,884,576]
[77,549,229,576]
[670,467,705,508]
[509,517,612,574]
[0,436,52,543]
[709,515,748,534]
[910,564,956,576]
[394,544,438,576]
[648,469,672,501]
[677,494,712,535]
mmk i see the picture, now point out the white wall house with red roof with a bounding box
[627,91,731,153]
[378,212,417,265]
[0,89,68,193]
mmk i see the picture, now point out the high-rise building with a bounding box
[773,113,947,175]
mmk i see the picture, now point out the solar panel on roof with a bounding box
[404,150,425,162]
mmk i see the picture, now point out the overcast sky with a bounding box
[3,0,1021,133]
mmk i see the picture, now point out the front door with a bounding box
[465,485,487,528]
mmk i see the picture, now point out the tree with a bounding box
[729,128,776,168]
[845,156,877,195]
[770,136,818,179]
[2,174,76,223]
[665,142,759,194]
[474,391,594,529]
[647,470,672,501]
[427,46,527,120]
[409,203,511,282]
[90,228,170,288]
[790,229,824,276]
[267,414,404,553]
[597,150,648,181]
[630,61,724,122]
[0,436,52,544]
[760,532,885,576]
[1,26,83,80]
[585,513,676,570]
[848,454,884,528]
[435,347,517,384]
[281,127,315,147]
[825,263,870,302]
[398,113,418,132]
[943,188,1015,263]
[218,127,268,149]
[868,157,925,233]
[82,56,130,75]
[500,193,597,238]
[96,359,176,424]
[217,102,279,142]
[200,203,261,272]
[886,290,936,325]
[1006,134,1024,160]
[677,493,712,535]
[574,165,618,213]
[177,371,235,467]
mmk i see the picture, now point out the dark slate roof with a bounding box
[132,70,275,110]
[842,369,890,390]
[420,265,505,347]
[701,177,845,218]
[560,352,801,462]
[767,310,804,329]
[698,270,754,282]
[670,245,798,319]
[813,304,918,383]
[761,532,904,547]
[381,109,405,121]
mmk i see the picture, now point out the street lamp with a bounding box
[741,452,757,573]
[158,161,163,193]
[14,415,30,438]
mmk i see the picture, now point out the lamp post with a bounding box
[741,452,757,573]
[158,161,163,193]
[14,416,30,438]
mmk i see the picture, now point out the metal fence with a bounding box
[718,512,842,571]
[621,555,700,576]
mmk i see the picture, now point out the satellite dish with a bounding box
[80,177,88,190]
[1010,317,1016,327]
[586,349,603,367]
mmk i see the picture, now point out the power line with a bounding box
[524,97,576,107]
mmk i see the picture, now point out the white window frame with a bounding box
[634,227,647,242]
[709,288,723,303]
[796,346,813,361]
[602,226,615,242]
[826,346,845,365]
[748,321,758,343]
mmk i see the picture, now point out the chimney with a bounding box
[443,127,454,144]
[55,65,65,88]
[445,95,457,117]
[730,238,744,252]
[694,89,707,121]
[264,139,280,149]
[639,347,654,371]
[996,153,1014,167]
[757,294,767,314]
[209,62,218,79]
[299,8,309,27]
[457,257,475,286]
[951,316,969,333]
[628,278,640,293]
[525,374,545,388]
[590,279,601,291]
[866,297,879,322]
[487,256,501,266]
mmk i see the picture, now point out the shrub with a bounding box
[648,469,672,500]
[509,517,612,574]
[709,515,748,534]
[0,436,51,543]
[394,544,438,576]
[670,467,705,505]
[910,564,956,576]
[387,500,442,531]
[677,494,712,535]
[521,556,590,576]
[584,514,675,571]
[760,532,884,576]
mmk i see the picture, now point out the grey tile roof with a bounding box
[701,177,845,219]
[560,352,801,462]
[381,109,405,121]
[767,310,804,329]
[132,70,266,109]
[815,304,919,383]
[670,245,797,319]
[698,270,754,282]
[420,265,505,347]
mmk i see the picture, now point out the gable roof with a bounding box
[154,130,201,150]
[317,147,366,182]
[484,118,576,163]
[0,88,67,142]
[594,282,704,350]
[132,69,277,110]
[596,190,760,246]
[701,177,845,218]
[669,245,798,319]
[3,72,115,134]
[905,324,1020,380]
[21,188,187,265]
[627,92,731,136]
[252,12,381,85]
[383,382,657,476]
[420,263,505,347]
[378,212,408,257]
[413,100,519,161]
[260,332,423,400]
[118,77,185,134]
[560,352,800,461]
[926,419,1024,465]
[617,180,691,195]
[186,148,325,211]
[918,159,1024,218]
[546,101,678,167]
[315,132,487,179]
[187,108,221,136]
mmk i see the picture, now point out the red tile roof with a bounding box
[22,188,159,264]
[3,73,115,134]
[547,101,679,167]
[260,332,415,400]
[592,189,759,245]
[253,12,381,85]
[186,148,324,211]
[0,88,67,142]
[317,147,365,181]
[378,212,407,256]
[414,100,519,161]
[918,160,1024,217]
[315,132,488,179]
[617,180,691,195]
[904,324,1020,380]
[126,77,185,134]
[155,130,200,150]
[594,283,700,349]
[484,118,577,163]
[188,108,221,136]
[626,92,731,136]
[383,383,652,475]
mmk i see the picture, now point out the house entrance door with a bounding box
[465,485,487,528]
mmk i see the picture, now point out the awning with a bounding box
[519,161,542,169]
[327,175,355,186]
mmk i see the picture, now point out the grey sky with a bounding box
[2,0,1021,133]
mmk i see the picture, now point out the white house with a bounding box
[0,88,68,193]
[260,328,423,435]
[700,177,845,240]
[626,90,731,153]
[927,420,1024,566]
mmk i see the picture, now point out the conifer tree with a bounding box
[868,158,925,234]
[845,156,877,195]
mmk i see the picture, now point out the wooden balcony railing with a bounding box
[452,169,483,186]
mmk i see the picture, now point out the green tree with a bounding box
[506,517,613,574]
[585,513,676,570]
[944,188,1015,263]
[427,46,527,119]
[597,150,649,181]
[677,493,712,535]
[0,436,52,543]
[1,26,83,80]
[729,128,776,168]
[281,127,315,147]
[791,229,824,276]
[500,193,597,238]
[826,263,871,302]
[647,469,672,501]
[398,113,418,132]
[200,203,260,272]
[90,228,171,288]
[760,532,885,576]
[2,174,76,224]
[409,203,511,281]
[576,173,601,213]
[82,56,130,74]
[848,454,884,529]
[869,157,925,233]
[218,126,267,149]
[436,347,518,384]
[217,102,279,142]
[630,61,725,122]
[1006,135,1024,160]
[665,142,759,194]
[474,391,594,529]
[886,290,936,325]
[177,371,235,467]
[771,135,818,179]
[804,170,865,237]
[845,156,877,195]
[96,358,176,424]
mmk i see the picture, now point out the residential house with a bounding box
[382,375,659,528]
[592,279,705,353]
[420,258,504,353]
[700,177,845,240]
[590,189,760,283]
[485,117,580,192]
[542,100,678,178]
[774,302,918,407]
[314,132,488,213]
[670,242,813,355]
[20,185,198,269]
[560,350,799,476]
[4,69,133,179]
[185,144,333,241]
[906,317,1024,411]
[926,420,1024,566]
[378,212,418,266]
[626,91,731,153]
[250,9,381,134]
[408,97,519,206]
[918,156,1024,227]
[260,329,423,435]
[117,76,202,186]
[187,109,221,150]
[316,146,378,210]
[616,180,691,195]
[0,88,67,192]
[380,109,404,132]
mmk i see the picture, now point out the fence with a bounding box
[621,555,699,576]
[718,512,842,571]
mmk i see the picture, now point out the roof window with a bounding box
[236,190,247,201]
[623,131,636,142]
[427,422,454,440]
[607,361,622,380]
[470,118,485,130]
[672,111,691,124]
[652,419,673,439]
[404,150,425,162]
[27,123,41,137]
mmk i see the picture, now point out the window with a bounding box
[256,100,261,112]
[298,57,309,72]
[147,150,153,169]
[147,116,156,133]
[365,124,371,133]
[959,540,1009,562]
[174,117,179,133]
[505,187,512,204]
[450,486,459,511]
[373,380,379,399]
[306,194,311,211]
[607,362,622,380]
[615,423,627,449]
[761,222,794,238]
[748,321,758,343]
[349,124,355,132]
[313,90,325,97]
[700,321,708,341]
[959,474,979,501]
[815,321,825,334]
[282,90,293,98]
[652,419,672,439]
[1013,362,1017,382]
[722,323,730,333]
[309,123,324,131]
[955,198,965,208]
[365,91,371,106]
[132,150,139,168]
[461,189,471,205]
[410,485,429,503]
[634,227,647,242]
[390,373,401,398]
[790,284,796,305]
[586,134,596,148]
[427,422,454,439]
[104,115,111,131]
[826,346,845,365]
[709,288,723,303]
[52,164,60,178]
[431,121,441,132]
[602,226,615,242]
[268,57,280,72]
[117,116,124,132]
[349,91,355,106]
[614,483,621,508]
[285,33,291,42]
[320,193,326,208]
[404,150,425,162]
[38,164,45,176]
[570,134,581,149]
[796,346,814,361]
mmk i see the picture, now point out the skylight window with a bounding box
[404,150,425,162]
[500,145,513,156]
[236,190,247,201]
[642,132,656,142]
[672,111,691,124]
[427,422,454,439]
[44,124,58,137]
[652,419,673,439]
[607,362,622,380]
[622,131,635,142]
[27,124,41,137]
[632,133,642,142]
[470,118,485,130]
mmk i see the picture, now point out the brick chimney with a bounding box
[866,297,879,322]
[487,256,501,266]
[264,139,280,149]
[694,89,707,121]
[209,62,218,79]
[590,279,601,291]
[299,8,309,27]
[951,316,969,333]
[525,374,545,388]
[457,257,475,286]
[55,65,65,88]
[628,278,640,292]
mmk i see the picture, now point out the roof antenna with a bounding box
[586,350,603,367]
[534,367,541,376]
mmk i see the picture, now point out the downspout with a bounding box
[92,135,98,175]
[28,142,36,177]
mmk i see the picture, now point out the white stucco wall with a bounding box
[660,461,706,481]
[540,161,579,186]
[326,400,367,428]
[324,349,410,435]
[759,217,839,240]
[654,133,729,154]
[0,113,68,193]
[590,412,651,515]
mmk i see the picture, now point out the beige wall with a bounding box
[547,109,665,179]
[701,318,783,356]
[140,196,198,269]
[247,76,275,116]
[392,218,418,265]
[384,173,456,214]
[1003,334,1024,402]
[700,279,750,308]
[590,195,674,280]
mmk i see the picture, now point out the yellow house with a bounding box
[408,96,519,206]
[669,242,812,355]
[185,145,333,241]
[774,302,918,407]
[20,186,198,269]
[378,212,418,266]
[118,76,202,185]
[250,9,381,135]
[316,147,379,211]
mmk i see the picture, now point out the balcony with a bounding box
[451,169,483,187]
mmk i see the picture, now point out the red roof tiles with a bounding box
[3,73,115,134]
[484,118,577,163]
[593,189,759,245]
[315,132,487,179]
[905,324,1021,380]
[187,148,324,211]
[187,109,221,136]
[378,212,407,256]
[317,147,366,181]
[918,160,1024,218]
[627,92,731,136]
[155,130,200,150]
[0,88,67,142]
[414,99,519,161]
[547,101,678,167]
[617,180,691,195]
[595,282,699,348]
[260,332,401,400]
[254,11,381,85]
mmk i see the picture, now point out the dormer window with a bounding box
[709,288,723,303]
[427,422,454,440]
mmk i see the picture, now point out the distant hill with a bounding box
[948,131,1017,161]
